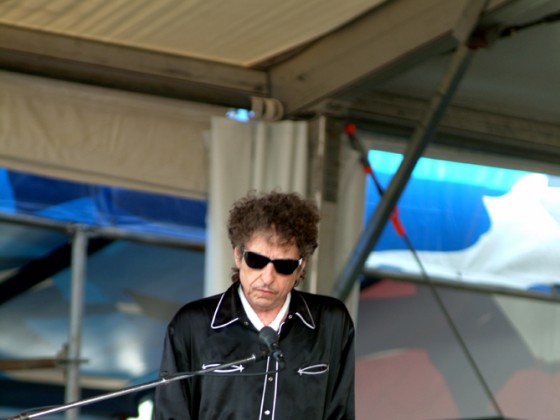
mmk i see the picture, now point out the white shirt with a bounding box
[238,286,291,332]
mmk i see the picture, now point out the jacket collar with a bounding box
[211,283,315,330]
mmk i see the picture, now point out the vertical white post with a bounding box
[65,227,88,420]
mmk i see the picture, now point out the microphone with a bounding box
[259,326,285,368]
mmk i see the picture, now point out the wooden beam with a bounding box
[268,0,551,116]
[269,0,475,115]
[319,93,560,169]
[0,24,268,109]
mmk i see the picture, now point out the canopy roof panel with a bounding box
[0,0,387,67]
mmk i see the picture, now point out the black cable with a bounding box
[345,123,428,276]
[500,10,560,39]
[345,123,504,417]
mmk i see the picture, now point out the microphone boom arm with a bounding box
[5,352,267,420]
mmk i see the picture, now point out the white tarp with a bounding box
[0,70,225,199]
[204,116,309,296]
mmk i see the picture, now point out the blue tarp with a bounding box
[365,150,560,293]
[0,168,207,242]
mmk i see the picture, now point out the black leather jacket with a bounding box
[153,283,355,419]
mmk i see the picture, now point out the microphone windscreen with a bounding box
[259,326,279,348]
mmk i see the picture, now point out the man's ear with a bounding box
[234,246,242,268]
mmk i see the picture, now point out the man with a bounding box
[153,190,355,419]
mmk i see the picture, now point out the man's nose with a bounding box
[261,262,276,283]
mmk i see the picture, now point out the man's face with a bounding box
[235,231,304,317]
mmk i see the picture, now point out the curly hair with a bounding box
[227,190,320,284]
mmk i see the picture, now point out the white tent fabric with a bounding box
[205,116,365,319]
[204,117,309,297]
[0,0,387,67]
[0,70,225,199]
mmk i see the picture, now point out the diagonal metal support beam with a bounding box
[269,0,523,116]
[332,0,487,301]
[0,237,112,306]
[332,1,507,416]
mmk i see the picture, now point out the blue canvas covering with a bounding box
[0,168,207,242]
[365,150,560,293]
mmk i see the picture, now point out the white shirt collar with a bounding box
[238,286,291,332]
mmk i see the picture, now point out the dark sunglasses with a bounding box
[242,250,303,275]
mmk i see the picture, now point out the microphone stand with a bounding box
[5,351,269,420]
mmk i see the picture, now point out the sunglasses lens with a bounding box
[243,251,301,275]
[273,259,300,275]
[243,251,269,269]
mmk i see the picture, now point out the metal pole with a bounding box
[364,267,560,304]
[65,227,88,420]
[6,351,266,420]
[0,212,205,251]
[332,1,506,414]
[332,41,477,301]
[331,0,491,301]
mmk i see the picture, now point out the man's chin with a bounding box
[252,296,278,310]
